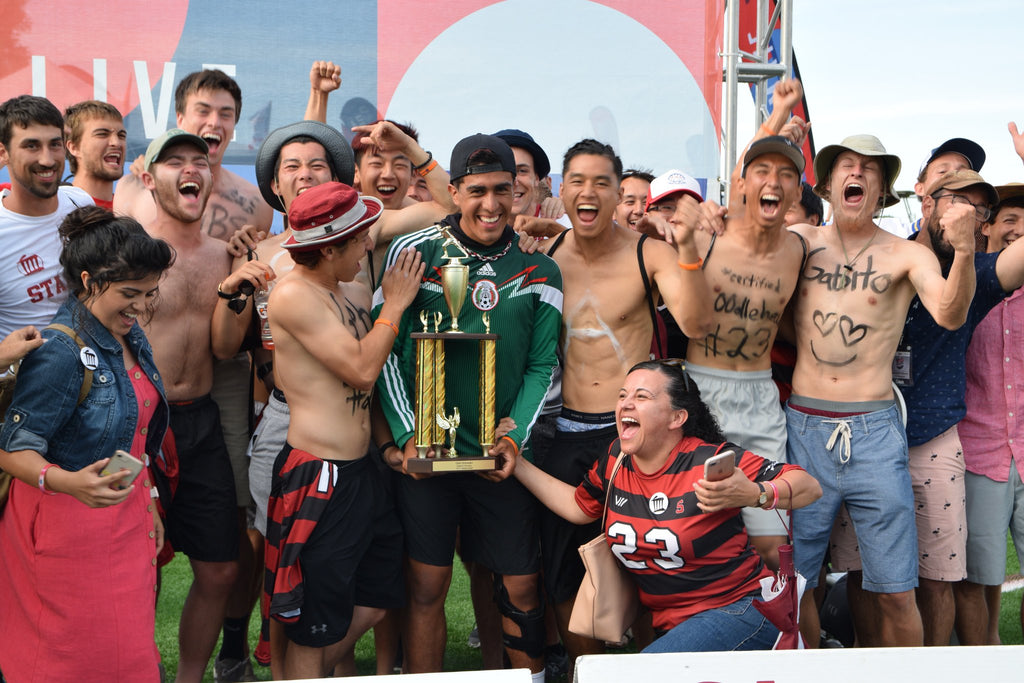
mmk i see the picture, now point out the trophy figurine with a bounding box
[407,226,500,474]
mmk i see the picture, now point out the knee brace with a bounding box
[493,573,546,659]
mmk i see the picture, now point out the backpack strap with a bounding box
[637,235,665,357]
[45,323,94,407]
[546,228,569,256]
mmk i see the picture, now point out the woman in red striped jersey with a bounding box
[515,360,820,652]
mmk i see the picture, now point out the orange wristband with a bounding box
[759,122,774,136]
[500,435,519,455]
[415,158,438,177]
[374,318,399,335]
[677,257,703,271]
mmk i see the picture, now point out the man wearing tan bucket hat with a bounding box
[785,134,978,647]
[262,181,424,678]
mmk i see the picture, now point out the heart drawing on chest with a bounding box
[812,311,868,347]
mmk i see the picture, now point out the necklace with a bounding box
[835,226,876,288]
[458,237,513,263]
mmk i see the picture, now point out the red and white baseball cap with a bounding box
[646,169,703,210]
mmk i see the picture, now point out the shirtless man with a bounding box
[263,181,422,678]
[139,129,271,683]
[615,168,654,231]
[677,134,807,572]
[785,134,977,648]
[114,69,273,241]
[63,100,125,209]
[534,138,712,666]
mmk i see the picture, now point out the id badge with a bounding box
[892,345,912,386]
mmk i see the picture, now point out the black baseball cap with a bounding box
[493,128,550,179]
[449,134,516,183]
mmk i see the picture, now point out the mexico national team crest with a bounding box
[472,280,499,311]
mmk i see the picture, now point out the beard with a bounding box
[926,215,956,264]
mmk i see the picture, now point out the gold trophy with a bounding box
[409,228,499,474]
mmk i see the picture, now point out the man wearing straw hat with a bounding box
[785,134,979,647]
[262,181,423,678]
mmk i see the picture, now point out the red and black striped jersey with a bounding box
[574,436,797,631]
[263,447,339,623]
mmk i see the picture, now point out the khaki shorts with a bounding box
[830,425,966,582]
[210,353,253,508]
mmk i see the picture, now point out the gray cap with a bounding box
[144,129,208,170]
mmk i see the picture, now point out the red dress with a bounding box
[0,364,161,682]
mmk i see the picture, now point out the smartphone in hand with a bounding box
[703,450,736,482]
[100,450,144,489]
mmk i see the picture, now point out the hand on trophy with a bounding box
[399,439,435,480]
[380,247,425,312]
[480,416,518,482]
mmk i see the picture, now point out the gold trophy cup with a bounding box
[409,228,499,474]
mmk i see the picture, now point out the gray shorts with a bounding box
[211,353,253,507]
[965,461,1024,585]
[687,362,787,537]
[249,391,290,535]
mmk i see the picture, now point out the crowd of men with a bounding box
[1,62,1023,682]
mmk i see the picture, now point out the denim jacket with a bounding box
[0,297,168,472]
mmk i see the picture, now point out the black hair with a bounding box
[275,134,339,180]
[627,360,726,443]
[174,69,243,123]
[622,168,655,184]
[798,181,824,225]
[562,138,623,181]
[352,120,419,163]
[0,95,64,147]
[59,206,175,322]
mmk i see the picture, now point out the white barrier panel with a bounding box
[285,669,531,682]
[576,646,1024,682]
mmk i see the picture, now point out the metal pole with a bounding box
[722,0,739,206]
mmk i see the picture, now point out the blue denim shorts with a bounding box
[642,594,780,653]
[785,402,917,593]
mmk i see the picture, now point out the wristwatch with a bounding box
[755,482,769,508]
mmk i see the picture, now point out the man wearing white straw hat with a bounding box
[785,134,978,647]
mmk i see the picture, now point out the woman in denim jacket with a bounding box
[0,206,174,682]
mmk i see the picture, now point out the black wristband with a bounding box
[256,361,274,381]
[217,282,241,300]
[378,440,397,454]
[412,150,433,171]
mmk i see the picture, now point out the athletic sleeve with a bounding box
[502,260,563,448]
[373,238,422,449]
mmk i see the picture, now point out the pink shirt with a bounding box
[960,288,1024,481]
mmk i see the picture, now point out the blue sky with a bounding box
[786,0,1022,221]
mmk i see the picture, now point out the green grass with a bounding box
[155,534,1024,681]
[155,558,483,681]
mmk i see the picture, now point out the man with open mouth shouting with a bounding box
[785,133,979,649]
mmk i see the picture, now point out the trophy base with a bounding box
[407,456,497,474]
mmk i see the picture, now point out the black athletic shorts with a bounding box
[275,445,404,648]
[536,423,617,604]
[165,395,239,562]
[398,469,539,576]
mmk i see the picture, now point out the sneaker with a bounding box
[544,643,568,680]
[213,654,258,683]
[466,624,481,648]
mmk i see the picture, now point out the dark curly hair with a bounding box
[59,206,175,322]
[627,360,726,443]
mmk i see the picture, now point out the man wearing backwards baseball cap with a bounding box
[664,136,808,574]
[374,133,562,680]
[493,128,569,237]
[262,181,423,678]
[785,134,978,648]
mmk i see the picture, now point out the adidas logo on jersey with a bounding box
[478,262,496,276]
